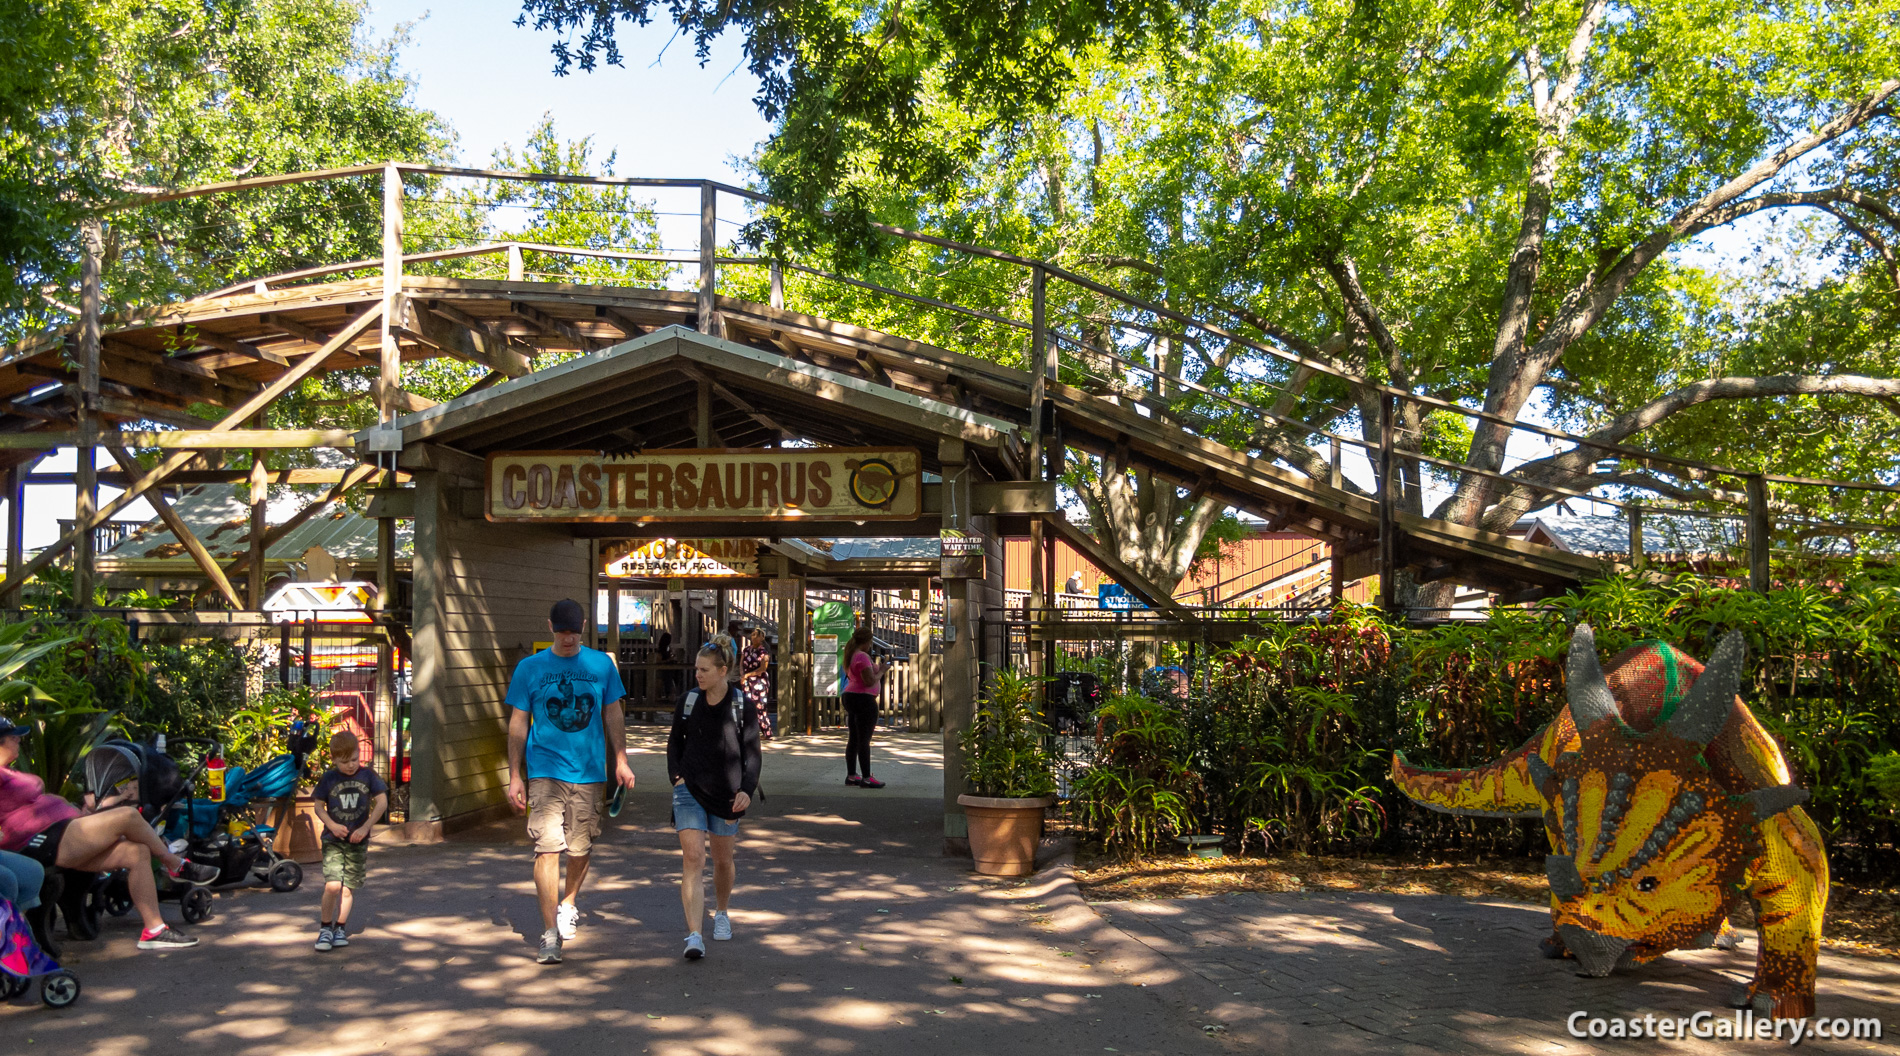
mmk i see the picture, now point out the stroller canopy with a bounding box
[81,739,185,819]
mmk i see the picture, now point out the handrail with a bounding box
[91,162,1900,505]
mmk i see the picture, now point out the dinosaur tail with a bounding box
[1390,728,1556,818]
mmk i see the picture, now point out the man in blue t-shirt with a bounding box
[506,598,635,966]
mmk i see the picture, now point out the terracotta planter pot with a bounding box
[253,795,323,864]
[957,794,1055,877]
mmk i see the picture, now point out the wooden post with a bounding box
[697,183,719,337]
[1330,548,1346,604]
[1628,502,1644,569]
[1747,475,1771,593]
[769,262,784,311]
[248,414,268,608]
[940,440,976,850]
[378,162,404,423]
[1027,266,1048,679]
[3,465,22,609]
[1329,436,1342,490]
[375,490,396,615]
[1377,394,1397,613]
[75,220,103,611]
[506,243,524,282]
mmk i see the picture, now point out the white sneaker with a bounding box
[557,902,579,941]
[683,932,705,960]
[712,911,732,941]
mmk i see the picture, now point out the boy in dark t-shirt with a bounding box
[311,730,387,952]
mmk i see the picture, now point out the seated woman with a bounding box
[0,716,215,950]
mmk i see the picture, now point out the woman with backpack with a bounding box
[839,625,889,789]
[666,635,761,960]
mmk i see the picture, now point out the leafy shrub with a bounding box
[1070,692,1197,854]
[1065,566,1900,879]
[959,670,1058,799]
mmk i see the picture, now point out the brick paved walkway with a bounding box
[1089,891,1899,1054]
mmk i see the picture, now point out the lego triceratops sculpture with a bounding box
[1392,625,1828,1017]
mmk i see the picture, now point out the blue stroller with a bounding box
[74,738,304,933]
[0,895,80,1008]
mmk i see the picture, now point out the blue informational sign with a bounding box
[1097,583,1148,611]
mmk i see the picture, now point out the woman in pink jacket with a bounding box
[0,716,216,950]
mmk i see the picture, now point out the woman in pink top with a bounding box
[839,626,889,789]
[0,716,216,949]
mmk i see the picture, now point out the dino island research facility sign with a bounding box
[485,447,922,523]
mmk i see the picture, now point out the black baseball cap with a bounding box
[0,715,28,738]
[549,598,587,633]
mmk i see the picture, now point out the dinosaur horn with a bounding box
[1545,854,1585,900]
[1740,784,1809,822]
[1566,624,1620,731]
[1665,630,1746,747]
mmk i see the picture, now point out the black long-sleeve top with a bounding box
[666,684,761,820]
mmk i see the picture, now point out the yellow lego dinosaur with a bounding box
[1391,625,1828,1018]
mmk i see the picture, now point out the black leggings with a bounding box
[842,691,879,777]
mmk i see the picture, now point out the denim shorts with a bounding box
[672,782,740,837]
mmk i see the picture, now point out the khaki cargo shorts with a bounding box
[526,778,604,856]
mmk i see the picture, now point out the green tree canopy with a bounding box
[528,0,1900,596]
[1,0,451,336]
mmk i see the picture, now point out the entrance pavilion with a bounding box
[361,325,1056,842]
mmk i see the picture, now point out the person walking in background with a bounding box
[839,626,889,789]
[505,599,637,966]
[740,627,773,739]
[667,635,761,961]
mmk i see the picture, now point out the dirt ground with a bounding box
[1073,849,1900,958]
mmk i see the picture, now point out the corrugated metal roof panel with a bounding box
[106,484,413,563]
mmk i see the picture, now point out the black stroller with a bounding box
[58,736,304,938]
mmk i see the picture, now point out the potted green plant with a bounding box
[957,671,1059,876]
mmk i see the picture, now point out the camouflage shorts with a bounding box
[321,839,368,889]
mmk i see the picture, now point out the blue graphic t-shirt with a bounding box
[505,646,628,784]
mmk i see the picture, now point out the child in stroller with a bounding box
[71,737,304,936]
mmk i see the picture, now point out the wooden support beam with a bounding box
[186,329,289,367]
[1748,475,1771,593]
[420,301,533,377]
[0,396,72,423]
[0,429,354,450]
[1043,514,1190,617]
[677,366,790,440]
[221,461,381,581]
[223,463,382,580]
[0,302,382,600]
[105,445,244,608]
[698,182,720,338]
[509,301,600,351]
[76,221,101,610]
[3,465,23,608]
[380,162,404,423]
[595,305,649,341]
[29,468,402,487]
[396,441,486,485]
[93,396,219,431]
[247,413,268,607]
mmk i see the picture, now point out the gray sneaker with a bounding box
[712,911,732,941]
[314,925,334,952]
[683,932,705,960]
[537,928,563,965]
